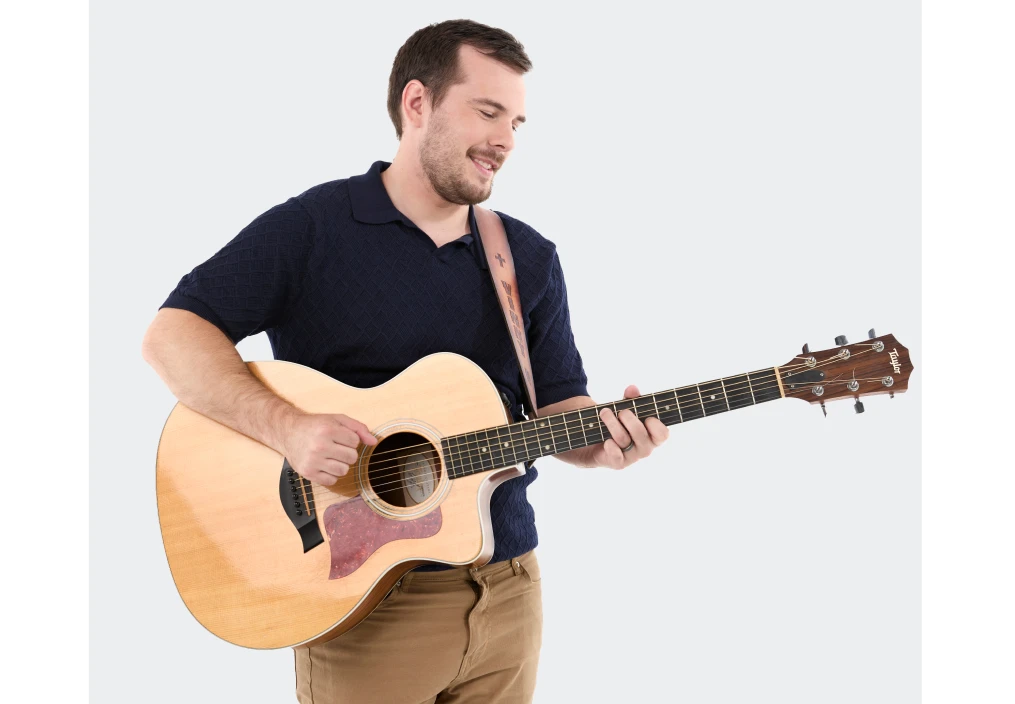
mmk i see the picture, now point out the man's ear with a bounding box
[401,79,427,132]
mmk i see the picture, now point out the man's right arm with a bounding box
[141,308,375,484]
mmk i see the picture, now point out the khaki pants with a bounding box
[294,549,543,703]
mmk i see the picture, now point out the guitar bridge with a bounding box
[279,459,324,553]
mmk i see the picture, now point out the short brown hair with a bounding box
[387,19,532,140]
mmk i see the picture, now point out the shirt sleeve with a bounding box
[527,247,590,407]
[159,197,315,344]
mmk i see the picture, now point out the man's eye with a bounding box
[480,111,494,118]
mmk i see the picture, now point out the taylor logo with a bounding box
[889,348,902,374]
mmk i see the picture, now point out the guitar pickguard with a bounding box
[324,497,442,579]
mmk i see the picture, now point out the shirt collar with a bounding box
[348,160,483,266]
[349,161,412,226]
[349,160,476,237]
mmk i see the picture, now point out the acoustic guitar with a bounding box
[155,330,914,649]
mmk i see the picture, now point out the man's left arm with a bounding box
[538,388,670,470]
[524,242,669,469]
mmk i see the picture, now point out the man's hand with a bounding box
[590,384,669,469]
[281,412,378,486]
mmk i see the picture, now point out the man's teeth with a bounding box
[473,158,493,170]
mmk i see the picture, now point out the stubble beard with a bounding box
[418,109,493,206]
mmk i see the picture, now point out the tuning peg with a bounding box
[835,335,848,346]
[854,400,865,414]
[820,401,827,417]
[802,343,810,354]
[868,328,877,339]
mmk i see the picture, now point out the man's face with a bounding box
[418,45,527,206]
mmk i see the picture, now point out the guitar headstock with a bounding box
[778,330,914,413]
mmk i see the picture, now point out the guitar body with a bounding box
[156,352,523,650]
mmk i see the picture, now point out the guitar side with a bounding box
[155,352,523,650]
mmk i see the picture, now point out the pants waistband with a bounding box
[401,549,536,587]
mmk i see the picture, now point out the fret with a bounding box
[676,386,704,421]
[719,378,732,411]
[454,433,476,476]
[749,368,782,403]
[629,397,645,419]
[548,415,564,454]
[613,398,637,419]
[500,423,520,467]
[650,393,661,420]
[534,417,555,456]
[654,390,682,425]
[488,425,508,469]
[698,380,728,416]
[485,428,502,467]
[441,438,457,478]
[562,410,582,451]
[633,396,652,420]
[520,419,541,463]
[576,407,589,447]
[465,431,492,472]
[725,374,755,411]
[579,407,605,446]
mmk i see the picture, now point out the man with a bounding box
[142,19,669,704]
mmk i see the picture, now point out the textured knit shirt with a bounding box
[160,160,589,568]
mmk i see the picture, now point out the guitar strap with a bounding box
[473,206,539,421]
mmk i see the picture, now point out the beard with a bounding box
[418,109,493,206]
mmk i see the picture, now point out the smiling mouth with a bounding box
[470,156,497,177]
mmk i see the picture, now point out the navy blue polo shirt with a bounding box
[160,160,589,567]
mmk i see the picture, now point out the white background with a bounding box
[90,2,921,701]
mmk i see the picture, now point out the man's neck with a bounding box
[380,156,470,242]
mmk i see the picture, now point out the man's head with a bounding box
[387,20,531,205]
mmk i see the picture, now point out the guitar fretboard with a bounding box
[442,367,783,478]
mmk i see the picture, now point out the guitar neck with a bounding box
[443,367,784,478]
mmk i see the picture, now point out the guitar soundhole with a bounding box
[366,432,442,508]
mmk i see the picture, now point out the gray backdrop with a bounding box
[92,1,920,701]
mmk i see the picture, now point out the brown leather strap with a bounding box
[474,206,538,419]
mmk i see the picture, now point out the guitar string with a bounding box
[318,379,892,499]
[295,387,764,509]
[307,350,886,499]
[353,372,783,466]
[308,346,878,467]
[312,368,797,465]
[362,378,786,484]
[321,346,882,484]
[358,375,896,495]
[288,348,884,500]
[311,375,788,497]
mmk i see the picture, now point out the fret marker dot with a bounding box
[587,422,594,428]
[544,445,550,450]
[481,447,487,453]
[710,394,716,400]
[504,442,510,447]
[664,405,670,410]
[539,422,545,427]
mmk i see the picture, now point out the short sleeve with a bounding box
[527,248,590,407]
[159,197,315,344]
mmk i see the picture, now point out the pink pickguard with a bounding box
[323,497,442,580]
